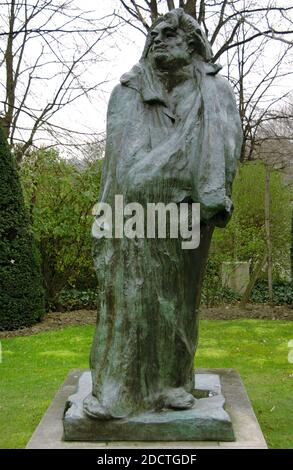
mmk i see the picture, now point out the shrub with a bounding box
[201,278,293,307]
[20,148,102,304]
[251,280,293,305]
[201,285,241,307]
[0,127,45,330]
[50,288,99,311]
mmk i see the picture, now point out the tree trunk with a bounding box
[150,0,158,21]
[240,252,267,308]
[291,208,293,283]
[265,164,273,303]
[3,0,16,138]
[184,0,197,18]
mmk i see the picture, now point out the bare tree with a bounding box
[116,1,293,53]
[228,21,293,162]
[0,0,119,163]
[247,103,293,303]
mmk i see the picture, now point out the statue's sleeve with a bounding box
[218,76,243,198]
[198,74,242,227]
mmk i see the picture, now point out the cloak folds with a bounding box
[100,59,242,224]
[88,59,242,418]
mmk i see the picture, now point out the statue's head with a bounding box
[141,8,213,70]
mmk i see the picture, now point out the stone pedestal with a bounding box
[26,368,268,449]
[63,372,234,442]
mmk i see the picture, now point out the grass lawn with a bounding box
[0,320,292,448]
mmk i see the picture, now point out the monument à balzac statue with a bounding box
[63,8,243,441]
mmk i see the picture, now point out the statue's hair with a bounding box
[141,8,213,62]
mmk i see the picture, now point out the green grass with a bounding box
[0,320,293,448]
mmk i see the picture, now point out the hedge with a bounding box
[0,126,45,330]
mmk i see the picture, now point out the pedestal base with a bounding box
[26,368,268,449]
[63,372,234,442]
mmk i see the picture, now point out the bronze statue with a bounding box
[84,8,242,420]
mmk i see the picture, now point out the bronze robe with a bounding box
[89,59,242,417]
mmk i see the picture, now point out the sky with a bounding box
[58,0,145,143]
[55,0,293,154]
[1,0,292,157]
[0,0,146,154]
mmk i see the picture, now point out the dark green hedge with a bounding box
[251,280,293,305]
[0,126,45,330]
[201,279,293,307]
[50,281,293,312]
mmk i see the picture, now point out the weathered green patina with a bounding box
[84,8,242,420]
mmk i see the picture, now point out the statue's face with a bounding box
[148,21,192,70]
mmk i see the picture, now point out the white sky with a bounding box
[1,0,292,156]
[58,0,293,151]
[59,0,145,140]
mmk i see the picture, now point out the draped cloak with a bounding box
[89,58,242,418]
